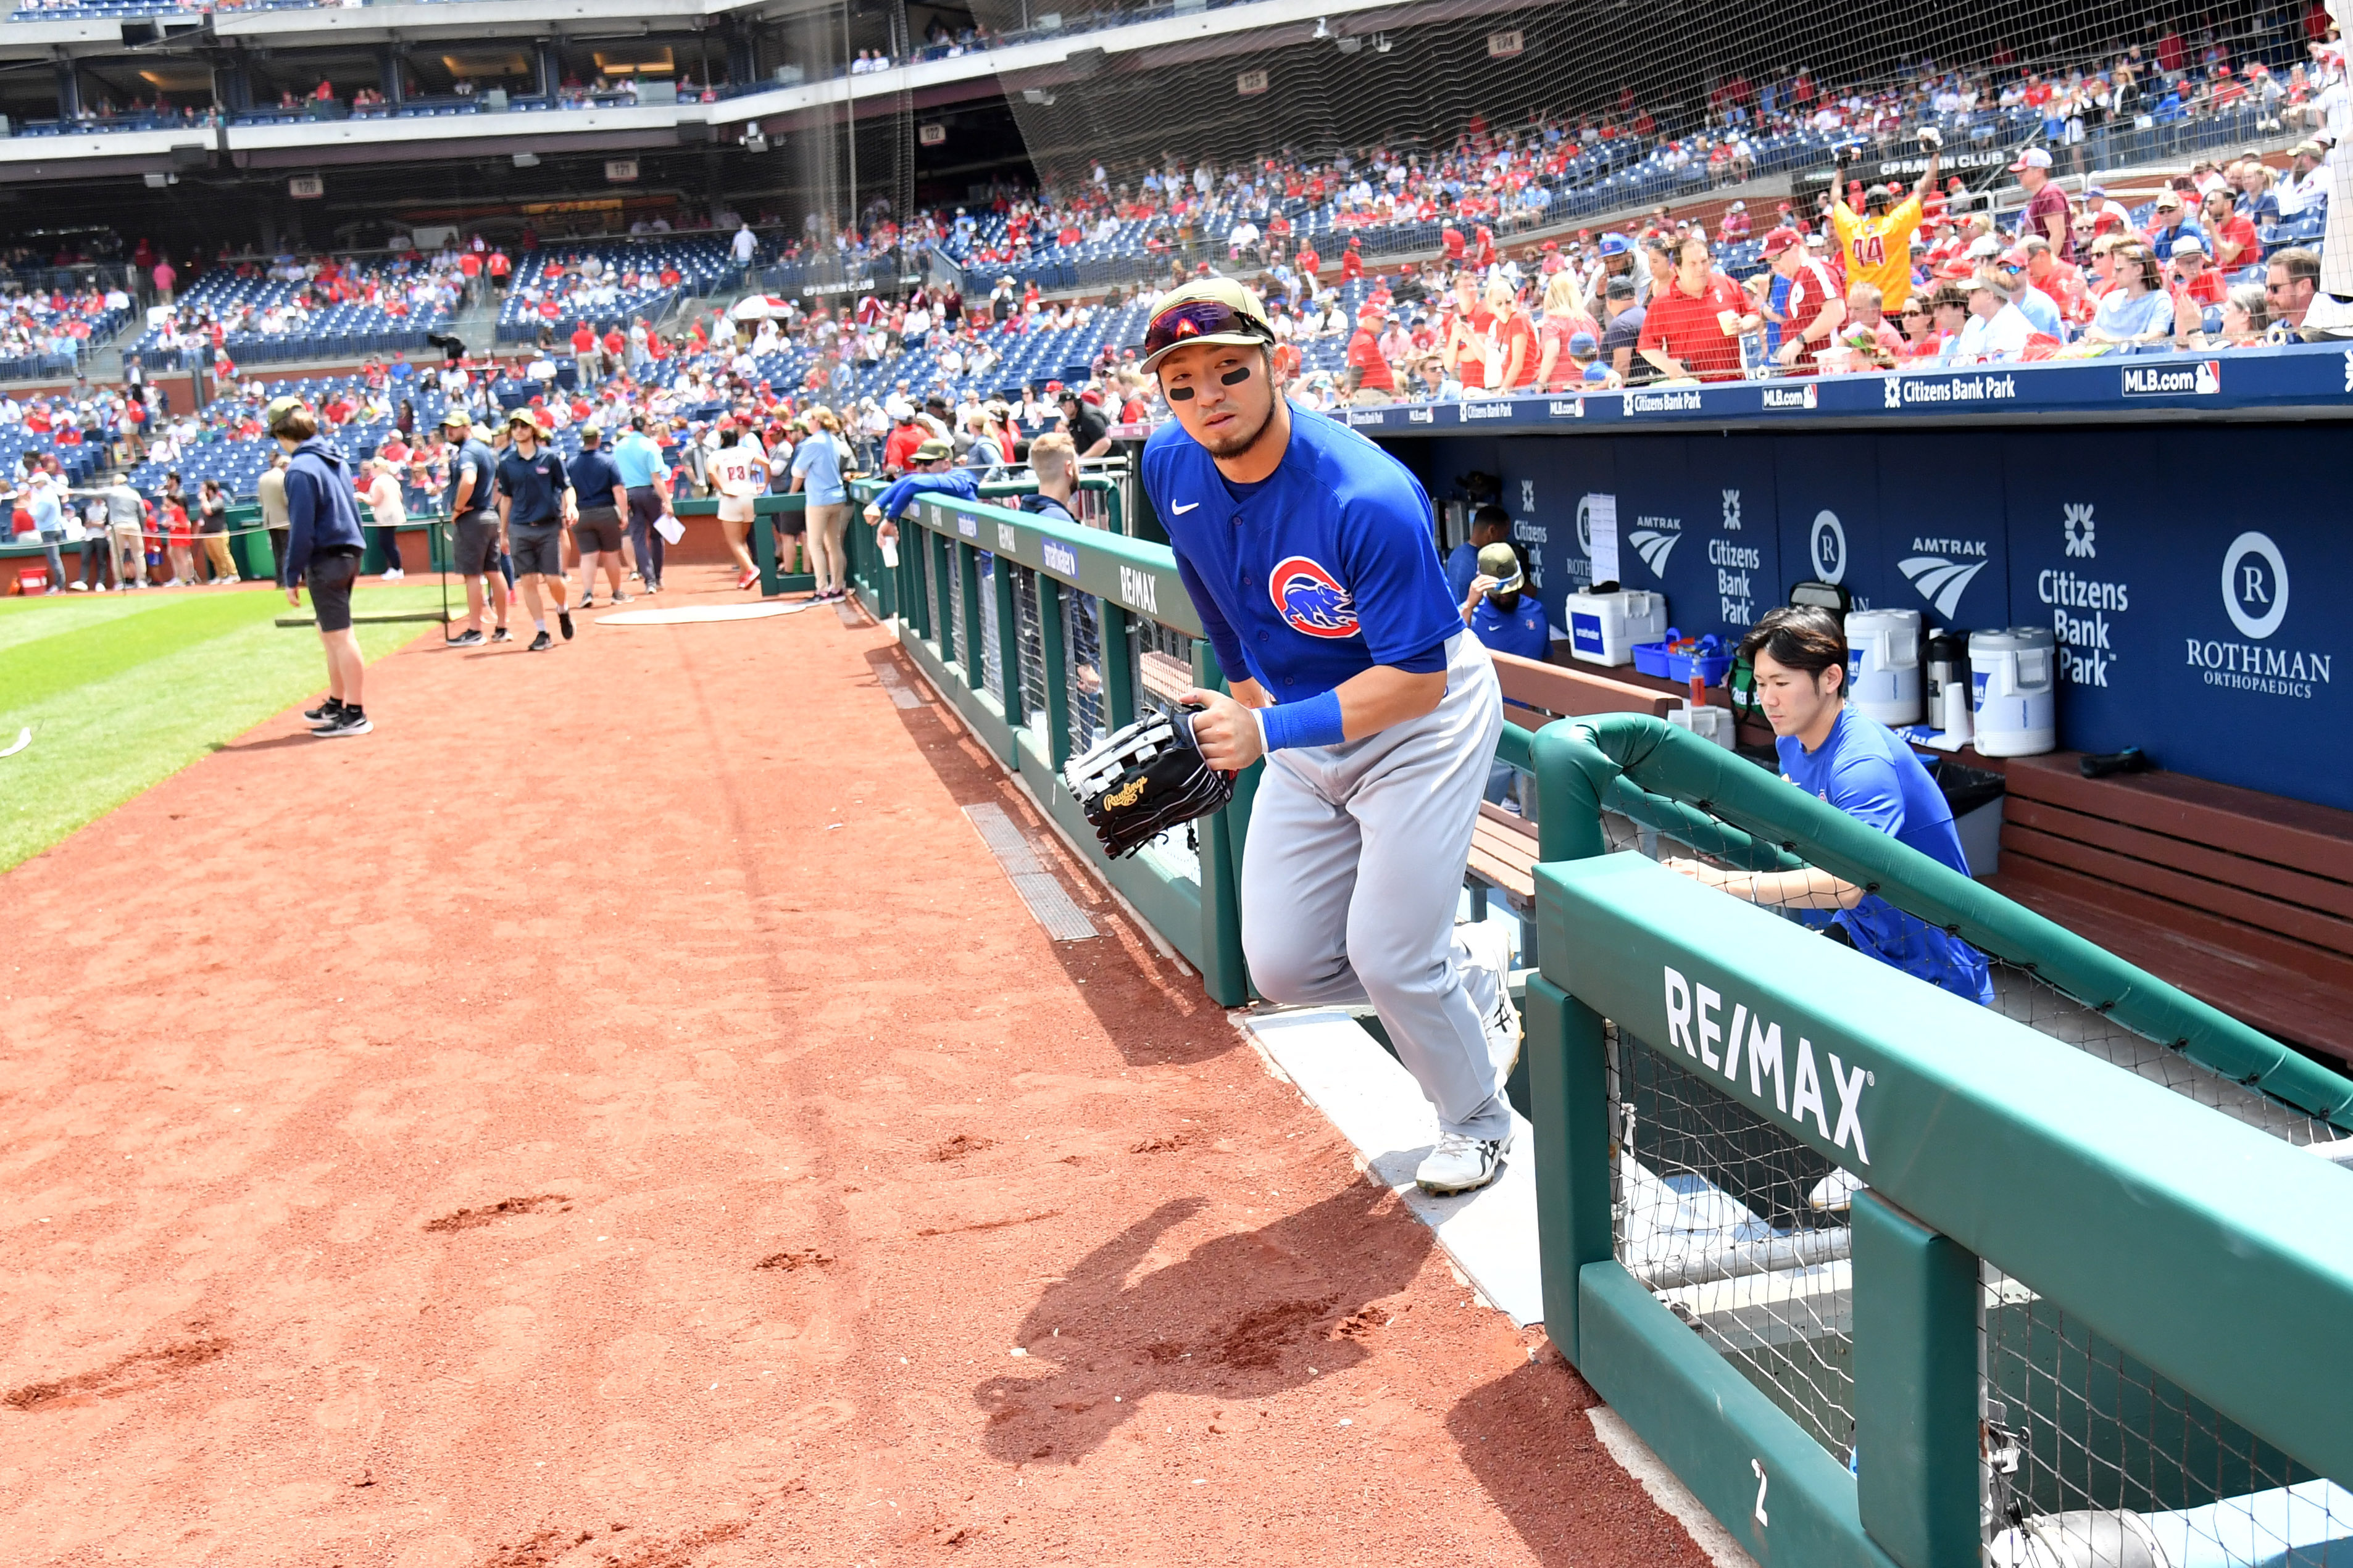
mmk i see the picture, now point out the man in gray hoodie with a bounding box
[270,395,373,737]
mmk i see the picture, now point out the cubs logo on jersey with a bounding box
[1270,555,1359,639]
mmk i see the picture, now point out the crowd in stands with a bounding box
[0,7,2342,595]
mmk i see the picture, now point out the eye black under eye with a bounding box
[1220,365,1253,386]
[1167,386,1196,401]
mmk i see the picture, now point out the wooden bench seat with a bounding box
[1986,752,2353,1067]
[1471,802,1539,906]
[1465,653,1681,921]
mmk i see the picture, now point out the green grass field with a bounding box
[0,585,449,873]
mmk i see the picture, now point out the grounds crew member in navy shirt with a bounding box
[567,423,631,610]
[495,407,577,653]
[1460,541,1550,815]
[443,409,510,646]
[1140,277,1520,1197]
[270,395,373,737]
[1664,605,1993,1003]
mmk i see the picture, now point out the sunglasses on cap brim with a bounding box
[1141,299,1267,362]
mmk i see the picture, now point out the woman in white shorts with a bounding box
[707,423,770,591]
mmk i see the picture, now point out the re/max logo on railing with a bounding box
[1118,565,1160,615]
[1661,965,1871,1164]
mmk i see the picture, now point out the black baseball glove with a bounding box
[1064,705,1235,860]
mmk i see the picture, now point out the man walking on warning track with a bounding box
[496,408,575,652]
[1138,278,1519,1196]
[443,410,510,646]
[567,424,631,610]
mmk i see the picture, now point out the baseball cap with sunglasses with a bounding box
[1138,278,1275,373]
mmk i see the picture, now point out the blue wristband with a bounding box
[1256,689,1347,751]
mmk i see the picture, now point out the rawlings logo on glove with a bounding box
[1063,705,1235,860]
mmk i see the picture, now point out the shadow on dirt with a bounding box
[973,1186,1430,1466]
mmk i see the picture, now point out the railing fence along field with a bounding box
[844,475,1247,1006]
[838,489,2353,1568]
[1521,716,2353,1568]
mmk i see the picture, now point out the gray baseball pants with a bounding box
[1240,631,1511,1140]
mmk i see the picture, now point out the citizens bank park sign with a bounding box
[1330,345,2353,434]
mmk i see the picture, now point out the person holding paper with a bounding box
[612,413,674,595]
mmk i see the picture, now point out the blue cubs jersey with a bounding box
[1470,593,1551,662]
[1776,705,1994,1006]
[1142,404,1460,698]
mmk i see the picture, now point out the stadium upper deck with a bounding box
[0,0,1405,180]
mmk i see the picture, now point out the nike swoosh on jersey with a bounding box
[1171,501,1200,514]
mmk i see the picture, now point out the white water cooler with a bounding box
[1564,587,1668,667]
[1844,609,1923,727]
[1969,628,2058,757]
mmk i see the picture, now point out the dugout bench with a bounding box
[1988,752,2353,1070]
[1467,650,1686,959]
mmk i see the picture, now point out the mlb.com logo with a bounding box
[2122,360,2220,397]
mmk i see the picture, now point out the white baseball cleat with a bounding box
[1459,918,1522,1081]
[1417,1129,1513,1196]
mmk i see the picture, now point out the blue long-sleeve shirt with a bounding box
[282,436,367,584]
[872,466,978,521]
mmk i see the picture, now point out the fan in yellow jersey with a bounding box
[1828,128,1944,317]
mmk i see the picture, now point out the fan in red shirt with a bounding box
[1339,238,1363,282]
[1639,236,1754,382]
[1344,308,1395,400]
[1294,242,1320,281]
[1485,276,1538,389]
[2167,237,2228,307]
[2201,187,2259,270]
[2021,240,2094,326]
[1764,228,1847,371]
[1441,223,1465,264]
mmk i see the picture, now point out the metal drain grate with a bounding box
[875,664,926,709]
[962,803,1098,942]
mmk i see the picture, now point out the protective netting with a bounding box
[1062,585,1110,753]
[1592,800,2352,1564]
[1978,1259,2341,1568]
[944,540,969,670]
[968,0,2328,205]
[980,554,1007,703]
[1609,1019,1856,1459]
[1012,562,1052,745]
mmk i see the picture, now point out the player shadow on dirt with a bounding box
[864,644,1235,1069]
[973,1185,1430,1466]
[1443,1359,1714,1568]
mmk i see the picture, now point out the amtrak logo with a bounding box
[1883,376,1904,410]
[1270,555,1360,639]
[1722,489,1741,531]
[2063,503,2096,559]
[1898,554,1988,618]
[1810,511,1847,584]
[1630,528,1681,576]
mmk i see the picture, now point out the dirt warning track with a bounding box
[0,572,1712,1567]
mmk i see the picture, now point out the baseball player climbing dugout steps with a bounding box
[1139,278,1521,1198]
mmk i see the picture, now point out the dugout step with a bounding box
[1243,999,1542,1328]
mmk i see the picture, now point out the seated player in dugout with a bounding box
[1664,606,1993,1005]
